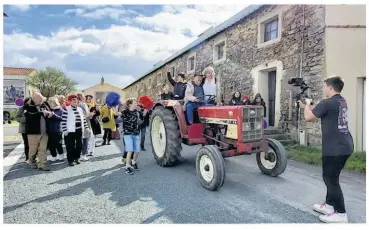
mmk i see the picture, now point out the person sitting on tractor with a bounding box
[201,66,218,105]
[165,65,187,100]
[184,73,215,124]
[160,83,175,100]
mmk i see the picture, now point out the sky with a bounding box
[3,4,246,90]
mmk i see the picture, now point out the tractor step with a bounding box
[264,128,285,135]
[265,134,290,141]
[279,139,296,146]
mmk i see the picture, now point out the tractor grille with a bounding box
[242,107,263,141]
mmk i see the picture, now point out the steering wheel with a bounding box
[197,95,216,104]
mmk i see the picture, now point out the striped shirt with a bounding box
[61,106,88,132]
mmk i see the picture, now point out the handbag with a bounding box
[102,116,110,123]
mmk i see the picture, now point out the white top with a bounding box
[203,79,216,102]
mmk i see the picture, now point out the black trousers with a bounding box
[322,155,350,213]
[64,129,83,163]
[48,132,64,157]
[21,133,29,160]
[140,127,146,147]
[103,128,112,143]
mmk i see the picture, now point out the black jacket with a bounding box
[252,100,267,117]
[161,92,175,100]
[89,107,102,135]
[23,100,51,134]
[167,72,187,100]
[138,105,151,128]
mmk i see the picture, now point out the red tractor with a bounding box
[147,96,287,191]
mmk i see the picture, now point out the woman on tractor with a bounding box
[165,65,187,100]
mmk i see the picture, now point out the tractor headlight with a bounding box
[254,121,261,130]
[243,123,251,131]
[249,109,256,116]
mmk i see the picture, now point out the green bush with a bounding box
[286,145,366,173]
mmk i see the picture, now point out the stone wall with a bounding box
[124,4,327,147]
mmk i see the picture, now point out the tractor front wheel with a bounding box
[256,138,287,177]
[150,106,182,167]
[196,145,225,191]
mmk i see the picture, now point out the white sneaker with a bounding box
[319,212,348,223]
[82,155,89,161]
[50,156,57,162]
[57,154,64,161]
[313,202,334,215]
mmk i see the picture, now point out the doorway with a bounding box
[268,71,276,126]
[363,78,366,151]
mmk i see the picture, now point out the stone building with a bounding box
[82,77,126,106]
[123,4,366,150]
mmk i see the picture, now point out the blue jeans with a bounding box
[186,101,208,124]
[123,135,140,152]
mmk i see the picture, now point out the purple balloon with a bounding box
[263,119,268,129]
[15,98,24,106]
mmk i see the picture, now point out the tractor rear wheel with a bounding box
[196,145,225,191]
[256,138,287,177]
[150,106,182,167]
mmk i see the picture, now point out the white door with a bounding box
[363,78,366,151]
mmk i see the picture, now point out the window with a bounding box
[264,19,278,42]
[187,52,196,73]
[257,13,281,48]
[213,38,226,64]
[216,42,225,60]
[188,57,195,71]
[157,73,162,86]
[170,66,175,77]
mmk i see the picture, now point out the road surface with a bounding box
[3,134,366,224]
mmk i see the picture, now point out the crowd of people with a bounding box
[15,91,149,175]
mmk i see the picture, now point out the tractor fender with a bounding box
[151,102,188,137]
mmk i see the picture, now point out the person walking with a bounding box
[121,98,143,175]
[99,103,116,145]
[15,97,31,161]
[61,94,90,166]
[138,104,150,151]
[24,92,53,171]
[87,105,101,156]
[47,96,65,162]
[301,76,354,223]
[77,92,92,161]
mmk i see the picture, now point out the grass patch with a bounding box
[286,145,366,173]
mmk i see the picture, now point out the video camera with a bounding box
[288,77,313,121]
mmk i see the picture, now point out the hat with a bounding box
[67,94,78,101]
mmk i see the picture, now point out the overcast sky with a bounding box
[3,4,246,90]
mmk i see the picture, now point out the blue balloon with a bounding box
[263,119,268,129]
[105,92,121,108]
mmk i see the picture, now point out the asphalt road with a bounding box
[3,134,366,224]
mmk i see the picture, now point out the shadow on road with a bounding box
[4,161,70,181]
[3,154,318,224]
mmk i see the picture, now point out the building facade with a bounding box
[123,5,366,150]
[82,77,126,106]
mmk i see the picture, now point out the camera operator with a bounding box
[299,76,353,223]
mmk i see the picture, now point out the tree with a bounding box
[27,67,78,98]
